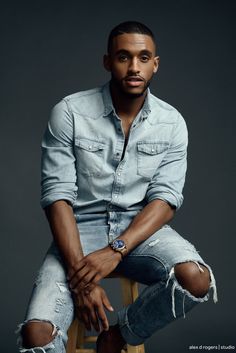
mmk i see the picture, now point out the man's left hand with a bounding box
[67,246,122,293]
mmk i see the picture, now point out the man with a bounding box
[16,21,217,353]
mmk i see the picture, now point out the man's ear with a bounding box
[153,56,160,73]
[103,54,111,72]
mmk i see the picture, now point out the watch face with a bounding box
[113,239,125,249]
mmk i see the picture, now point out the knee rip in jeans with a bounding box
[166,261,218,319]
[15,319,62,353]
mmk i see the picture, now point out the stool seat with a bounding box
[66,274,145,353]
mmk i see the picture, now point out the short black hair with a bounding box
[107,21,155,53]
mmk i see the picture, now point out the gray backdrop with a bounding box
[1,1,235,352]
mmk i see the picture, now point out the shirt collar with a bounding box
[102,81,151,120]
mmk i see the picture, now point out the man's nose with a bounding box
[128,58,140,74]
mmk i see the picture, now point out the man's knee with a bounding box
[21,320,57,348]
[174,262,210,298]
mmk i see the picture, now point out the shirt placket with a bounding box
[106,112,144,239]
[107,116,124,211]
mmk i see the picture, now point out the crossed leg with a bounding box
[96,260,211,353]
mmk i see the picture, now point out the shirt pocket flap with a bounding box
[137,142,169,155]
[75,138,105,152]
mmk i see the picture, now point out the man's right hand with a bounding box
[72,284,114,332]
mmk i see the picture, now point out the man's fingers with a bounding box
[69,267,89,289]
[102,292,114,312]
[67,259,86,282]
[69,268,97,291]
[93,274,102,285]
[90,308,100,332]
[75,305,92,331]
[68,265,100,292]
[81,311,92,331]
[73,284,112,333]
[97,304,109,331]
[76,272,97,291]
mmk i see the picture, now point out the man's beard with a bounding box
[110,74,152,99]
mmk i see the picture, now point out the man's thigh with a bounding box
[115,225,207,285]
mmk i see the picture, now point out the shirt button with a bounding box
[114,195,118,198]
[151,148,154,152]
[117,173,121,176]
[116,152,120,156]
[89,146,92,150]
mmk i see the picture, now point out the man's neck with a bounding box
[109,81,147,121]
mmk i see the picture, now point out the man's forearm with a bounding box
[119,199,175,254]
[44,200,84,272]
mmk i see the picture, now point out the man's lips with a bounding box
[124,76,144,87]
[124,76,144,81]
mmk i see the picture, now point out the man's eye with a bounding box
[118,55,128,62]
[140,56,150,62]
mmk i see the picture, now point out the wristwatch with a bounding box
[109,239,127,258]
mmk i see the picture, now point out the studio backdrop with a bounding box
[1,1,235,352]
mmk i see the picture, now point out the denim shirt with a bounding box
[40,81,188,214]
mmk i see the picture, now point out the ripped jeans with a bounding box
[15,211,217,352]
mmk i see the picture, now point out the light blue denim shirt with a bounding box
[40,81,188,214]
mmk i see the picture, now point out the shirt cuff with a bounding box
[40,192,77,209]
[146,191,183,211]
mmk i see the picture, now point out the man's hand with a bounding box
[72,283,114,332]
[67,247,122,292]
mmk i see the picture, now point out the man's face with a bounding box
[104,33,159,98]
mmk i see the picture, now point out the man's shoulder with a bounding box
[148,92,184,125]
[61,85,105,118]
[63,86,102,101]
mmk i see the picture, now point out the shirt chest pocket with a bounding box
[74,138,105,176]
[137,141,169,180]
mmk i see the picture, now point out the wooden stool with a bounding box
[66,275,145,353]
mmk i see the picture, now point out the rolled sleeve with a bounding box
[145,113,188,210]
[40,99,78,209]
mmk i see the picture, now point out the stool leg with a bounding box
[77,320,86,349]
[67,319,79,353]
[120,278,145,353]
[67,318,96,353]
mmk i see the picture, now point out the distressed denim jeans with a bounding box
[16,211,217,352]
